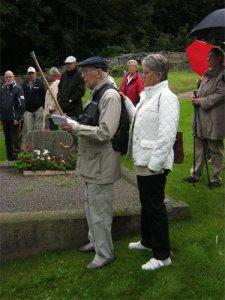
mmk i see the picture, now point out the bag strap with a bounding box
[92,83,118,105]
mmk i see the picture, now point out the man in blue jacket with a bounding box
[0,70,25,160]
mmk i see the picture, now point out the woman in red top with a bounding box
[119,59,144,106]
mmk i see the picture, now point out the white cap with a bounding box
[27,66,36,73]
[65,56,76,63]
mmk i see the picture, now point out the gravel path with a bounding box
[0,168,140,213]
[0,91,192,214]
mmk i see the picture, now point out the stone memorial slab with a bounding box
[22,130,76,156]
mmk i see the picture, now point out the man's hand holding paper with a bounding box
[51,115,79,134]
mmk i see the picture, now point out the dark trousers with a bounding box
[137,172,171,260]
[3,121,20,160]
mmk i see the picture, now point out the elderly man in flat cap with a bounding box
[61,56,121,269]
[57,56,85,120]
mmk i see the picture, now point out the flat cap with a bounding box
[78,56,108,72]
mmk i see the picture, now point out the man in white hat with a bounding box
[57,56,85,120]
[22,66,45,133]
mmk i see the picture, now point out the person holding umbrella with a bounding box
[184,46,225,188]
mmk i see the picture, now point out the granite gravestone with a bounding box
[21,130,76,156]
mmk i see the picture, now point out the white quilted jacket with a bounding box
[125,80,180,172]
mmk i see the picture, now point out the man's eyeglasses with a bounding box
[81,67,99,73]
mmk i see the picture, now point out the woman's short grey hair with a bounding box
[142,54,169,81]
[49,67,60,77]
[127,59,138,66]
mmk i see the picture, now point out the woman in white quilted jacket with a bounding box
[122,54,180,271]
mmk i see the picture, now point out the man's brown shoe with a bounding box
[79,243,95,253]
[86,257,114,269]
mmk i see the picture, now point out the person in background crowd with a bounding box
[0,70,25,160]
[22,67,45,132]
[61,56,121,269]
[44,67,61,130]
[119,59,144,106]
[57,56,85,120]
[184,46,225,188]
[122,54,179,271]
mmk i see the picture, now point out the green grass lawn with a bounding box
[0,139,6,161]
[1,71,225,300]
[82,70,199,103]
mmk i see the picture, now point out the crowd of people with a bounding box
[0,47,224,270]
[0,55,85,160]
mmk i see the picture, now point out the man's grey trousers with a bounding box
[85,182,114,262]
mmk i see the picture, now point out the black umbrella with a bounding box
[189,8,225,40]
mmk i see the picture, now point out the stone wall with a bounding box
[107,51,189,71]
[0,51,189,85]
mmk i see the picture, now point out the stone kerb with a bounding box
[22,170,76,176]
[0,165,189,263]
[121,166,190,221]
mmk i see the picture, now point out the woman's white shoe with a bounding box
[141,257,171,270]
[128,241,151,250]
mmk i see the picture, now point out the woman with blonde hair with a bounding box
[44,67,61,130]
[119,59,144,106]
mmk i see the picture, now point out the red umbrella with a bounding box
[185,40,214,76]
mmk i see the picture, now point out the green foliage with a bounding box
[102,45,125,58]
[110,64,143,77]
[0,139,7,161]
[15,150,77,171]
[1,0,224,72]
[154,33,174,51]
[110,64,127,77]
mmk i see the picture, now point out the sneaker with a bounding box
[208,178,222,188]
[86,257,114,269]
[128,241,151,251]
[141,257,171,271]
[79,243,95,253]
[183,176,199,183]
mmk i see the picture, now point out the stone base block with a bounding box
[0,211,140,263]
